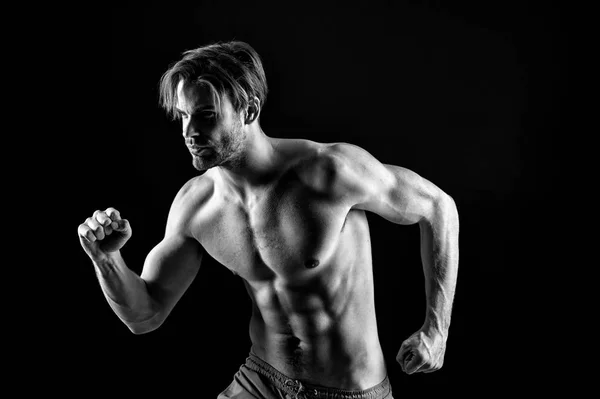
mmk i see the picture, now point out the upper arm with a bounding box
[327,142,451,225]
[140,178,206,318]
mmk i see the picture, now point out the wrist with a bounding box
[93,251,122,276]
[422,315,449,340]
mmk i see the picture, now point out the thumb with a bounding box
[114,219,131,232]
[405,351,425,374]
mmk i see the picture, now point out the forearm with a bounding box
[93,251,160,333]
[418,195,459,338]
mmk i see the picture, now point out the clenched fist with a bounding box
[397,329,447,374]
[78,208,132,263]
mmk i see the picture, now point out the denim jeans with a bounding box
[218,352,394,399]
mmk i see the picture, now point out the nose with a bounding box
[182,117,199,140]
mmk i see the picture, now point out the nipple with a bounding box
[304,258,320,269]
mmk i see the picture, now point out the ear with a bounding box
[244,96,261,124]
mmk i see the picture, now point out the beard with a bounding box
[191,119,245,172]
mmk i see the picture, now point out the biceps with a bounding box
[355,164,441,225]
[140,234,204,311]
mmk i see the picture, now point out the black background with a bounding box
[46,0,566,396]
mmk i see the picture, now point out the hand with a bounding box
[396,329,447,374]
[78,208,132,263]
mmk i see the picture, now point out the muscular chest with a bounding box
[196,176,349,281]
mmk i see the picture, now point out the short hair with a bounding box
[159,40,268,121]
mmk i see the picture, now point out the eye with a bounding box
[201,112,215,119]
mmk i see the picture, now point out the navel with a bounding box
[304,258,320,269]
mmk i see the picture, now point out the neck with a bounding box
[216,126,280,193]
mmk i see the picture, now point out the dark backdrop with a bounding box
[51,1,565,396]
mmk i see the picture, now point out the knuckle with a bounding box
[106,207,120,218]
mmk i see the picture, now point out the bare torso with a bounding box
[187,138,387,389]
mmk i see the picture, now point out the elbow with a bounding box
[441,192,456,208]
[125,312,165,335]
[429,194,459,231]
[444,194,458,216]
[443,194,459,232]
[128,322,158,335]
[128,324,147,335]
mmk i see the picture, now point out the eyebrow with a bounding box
[175,105,215,114]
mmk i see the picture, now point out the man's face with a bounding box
[176,80,245,171]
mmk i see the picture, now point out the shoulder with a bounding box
[173,171,216,208]
[297,140,383,170]
[273,137,336,190]
[166,171,217,234]
[293,141,394,199]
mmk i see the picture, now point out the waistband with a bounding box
[244,353,391,399]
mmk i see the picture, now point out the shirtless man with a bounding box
[78,41,459,399]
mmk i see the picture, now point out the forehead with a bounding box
[176,80,215,111]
